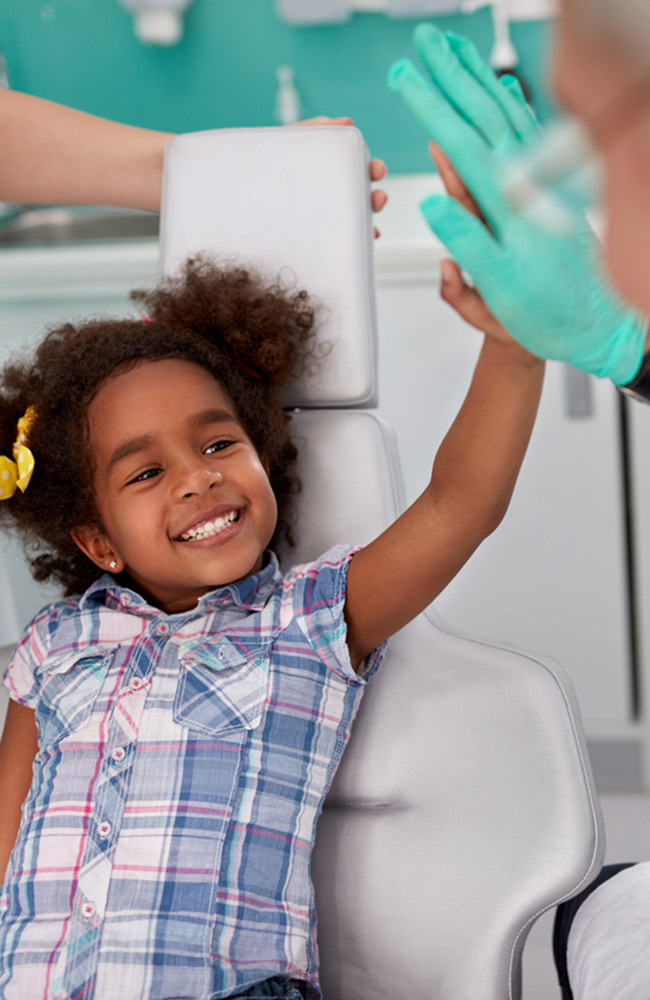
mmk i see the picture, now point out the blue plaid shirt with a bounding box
[0,545,384,1000]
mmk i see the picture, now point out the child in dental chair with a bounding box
[0,255,543,1000]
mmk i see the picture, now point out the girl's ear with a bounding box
[70,525,125,574]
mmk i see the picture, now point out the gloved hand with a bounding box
[387,23,648,385]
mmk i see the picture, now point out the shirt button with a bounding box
[111,746,126,764]
[130,677,143,691]
[155,622,169,635]
[97,820,112,839]
[81,902,95,919]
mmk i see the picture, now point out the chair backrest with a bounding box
[159,126,605,1000]
[0,645,10,736]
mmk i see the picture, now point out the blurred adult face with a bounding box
[551,0,650,311]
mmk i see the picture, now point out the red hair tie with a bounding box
[236,360,261,381]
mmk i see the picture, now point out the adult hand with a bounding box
[387,24,647,384]
[297,115,388,237]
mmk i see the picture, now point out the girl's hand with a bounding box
[297,115,388,238]
[430,141,525,350]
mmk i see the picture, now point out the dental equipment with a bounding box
[461,0,519,72]
[120,0,193,46]
[274,66,301,126]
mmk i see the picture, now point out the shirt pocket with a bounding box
[173,636,272,737]
[35,648,115,746]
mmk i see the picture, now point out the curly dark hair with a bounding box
[0,257,319,596]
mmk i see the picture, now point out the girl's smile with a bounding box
[72,358,278,613]
[175,506,240,542]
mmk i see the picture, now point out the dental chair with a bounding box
[0,126,602,1000]
[158,125,604,999]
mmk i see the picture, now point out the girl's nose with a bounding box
[178,463,224,498]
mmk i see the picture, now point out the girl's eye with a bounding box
[205,440,233,455]
[128,468,160,485]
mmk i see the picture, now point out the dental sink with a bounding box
[0,207,159,246]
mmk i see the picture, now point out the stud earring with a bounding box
[109,559,117,571]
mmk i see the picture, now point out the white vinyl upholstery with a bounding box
[160,127,377,408]
[313,619,603,1000]
[277,412,603,1000]
[158,127,605,999]
[275,409,403,565]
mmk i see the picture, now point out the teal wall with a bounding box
[0,0,557,173]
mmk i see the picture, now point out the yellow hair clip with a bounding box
[0,406,36,501]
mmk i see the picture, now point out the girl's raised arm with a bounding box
[344,335,544,670]
[0,701,38,879]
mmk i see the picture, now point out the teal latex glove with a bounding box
[387,23,648,385]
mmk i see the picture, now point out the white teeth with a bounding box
[180,511,237,541]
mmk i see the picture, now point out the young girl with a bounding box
[0,256,544,1000]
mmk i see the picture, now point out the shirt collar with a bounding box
[79,551,282,617]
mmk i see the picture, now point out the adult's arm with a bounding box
[0,90,171,210]
[0,93,388,219]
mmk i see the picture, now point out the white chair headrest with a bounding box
[159,126,378,408]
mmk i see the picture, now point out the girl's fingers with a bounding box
[430,143,470,206]
[439,258,464,296]
[430,142,489,229]
[439,259,511,341]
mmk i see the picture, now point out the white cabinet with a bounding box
[375,279,634,732]
[0,243,159,646]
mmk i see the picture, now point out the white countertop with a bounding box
[0,173,448,302]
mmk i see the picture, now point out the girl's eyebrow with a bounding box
[191,408,239,427]
[107,410,239,473]
[107,435,154,473]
